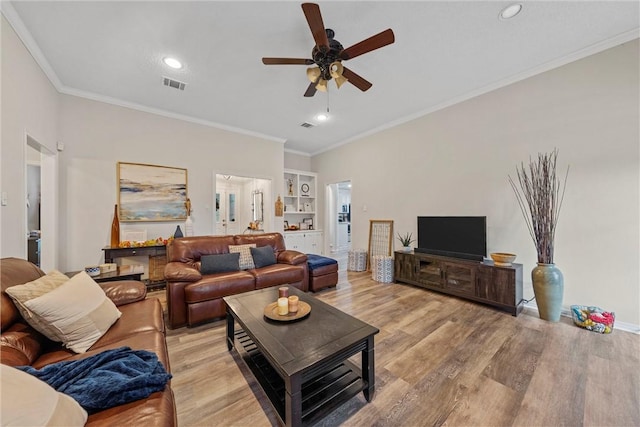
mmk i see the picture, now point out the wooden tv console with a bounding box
[394,251,524,316]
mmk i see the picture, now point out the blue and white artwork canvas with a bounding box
[118,162,188,221]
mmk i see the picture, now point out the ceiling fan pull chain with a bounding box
[326,87,330,114]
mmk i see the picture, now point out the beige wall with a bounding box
[57,95,284,271]
[1,15,59,267]
[312,40,640,326]
[284,151,312,171]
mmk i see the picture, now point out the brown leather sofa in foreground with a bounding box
[164,232,308,329]
[0,257,176,426]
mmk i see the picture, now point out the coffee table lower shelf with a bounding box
[235,329,366,426]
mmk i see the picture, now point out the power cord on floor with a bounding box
[521,296,536,304]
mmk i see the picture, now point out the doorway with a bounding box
[26,144,41,266]
[25,135,56,270]
[215,174,272,235]
[326,180,351,253]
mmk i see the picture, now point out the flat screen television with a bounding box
[416,216,486,261]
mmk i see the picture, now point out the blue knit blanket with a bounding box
[18,346,172,413]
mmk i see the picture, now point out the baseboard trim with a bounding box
[524,302,639,335]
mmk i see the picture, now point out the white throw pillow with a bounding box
[1,364,88,426]
[21,271,122,353]
[5,270,72,340]
[229,244,257,270]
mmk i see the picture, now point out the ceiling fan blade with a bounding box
[339,28,395,60]
[302,3,329,49]
[342,67,373,92]
[262,58,314,65]
[303,81,317,97]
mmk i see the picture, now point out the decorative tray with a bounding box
[263,301,311,322]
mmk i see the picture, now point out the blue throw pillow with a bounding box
[200,253,240,275]
[250,246,277,269]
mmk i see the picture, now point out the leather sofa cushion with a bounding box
[32,330,170,370]
[167,235,236,263]
[252,264,304,289]
[86,387,176,426]
[1,322,48,367]
[100,280,147,306]
[91,298,165,348]
[184,271,255,303]
[277,250,308,266]
[235,233,286,253]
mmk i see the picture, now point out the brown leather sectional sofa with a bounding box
[0,257,176,426]
[164,232,308,329]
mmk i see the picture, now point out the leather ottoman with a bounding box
[307,254,338,292]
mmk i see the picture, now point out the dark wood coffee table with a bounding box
[224,287,379,427]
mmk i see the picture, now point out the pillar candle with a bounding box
[277,297,289,315]
[278,287,289,298]
[288,295,299,313]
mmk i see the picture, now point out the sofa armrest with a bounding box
[277,250,308,266]
[164,262,202,282]
[100,280,146,306]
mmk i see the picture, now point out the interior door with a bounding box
[215,190,239,236]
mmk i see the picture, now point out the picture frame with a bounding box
[303,217,313,230]
[283,220,289,230]
[300,222,309,230]
[118,162,188,222]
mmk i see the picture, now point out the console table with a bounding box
[394,250,524,316]
[102,245,167,288]
[66,264,143,283]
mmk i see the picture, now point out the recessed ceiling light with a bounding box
[499,4,522,20]
[163,57,183,69]
[316,113,329,122]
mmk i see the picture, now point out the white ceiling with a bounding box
[3,1,639,155]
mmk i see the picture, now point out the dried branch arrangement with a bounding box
[509,149,569,264]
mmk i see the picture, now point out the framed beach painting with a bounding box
[118,162,188,222]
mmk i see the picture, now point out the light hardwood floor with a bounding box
[151,269,639,426]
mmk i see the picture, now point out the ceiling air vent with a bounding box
[163,77,186,91]
[300,122,315,128]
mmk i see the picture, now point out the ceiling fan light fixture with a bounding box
[315,79,328,92]
[499,4,522,20]
[334,76,348,89]
[306,67,321,83]
[162,57,183,69]
[329,62,343,78]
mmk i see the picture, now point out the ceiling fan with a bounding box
[262,3,395,97]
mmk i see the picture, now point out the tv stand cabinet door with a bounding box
[394,252,419,283]
[443,262,476,296]
[476,264,523,315]
[416,257,444,288]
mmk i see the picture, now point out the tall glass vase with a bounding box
[532,263,564,322]
[110,204,120,248]
[185,216,193,236]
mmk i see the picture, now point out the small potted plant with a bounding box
[397,232,415,252]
